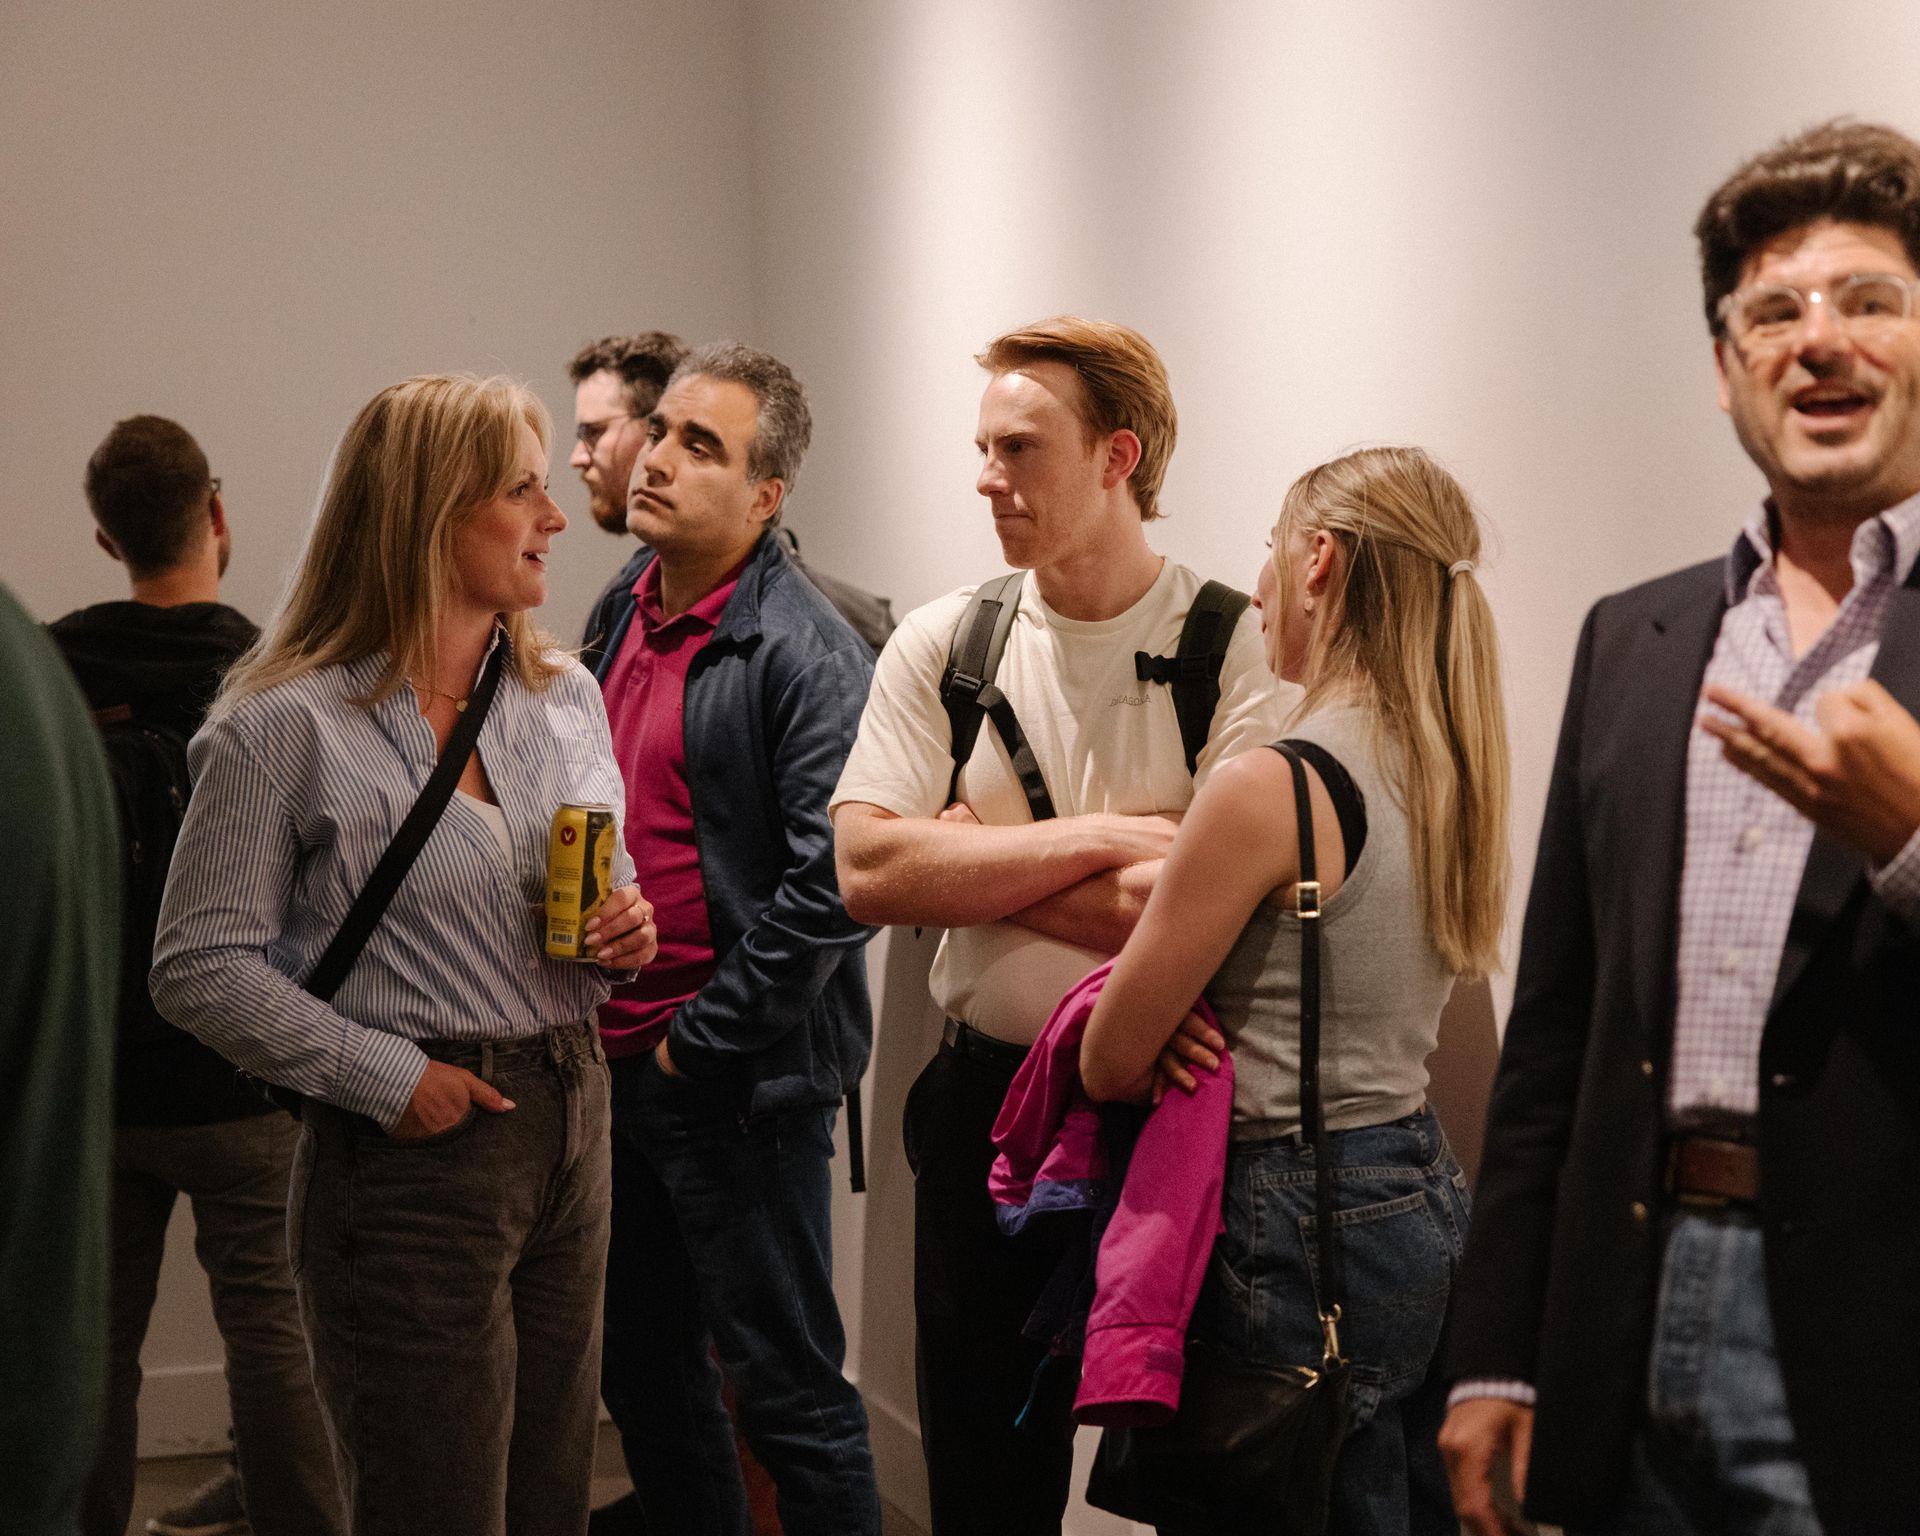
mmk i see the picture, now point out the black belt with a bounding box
[941,1018,1029,1072]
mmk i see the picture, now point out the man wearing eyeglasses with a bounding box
[571,332,690,537]
[1442,121,1920,1536]
[574,331,897,671]
[571,332,691,654]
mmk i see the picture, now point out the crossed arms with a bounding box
[832,800,1178,952]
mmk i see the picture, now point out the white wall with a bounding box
[751,3,1920,1529]
[2,0,756,631]
[13,0,1920,1526]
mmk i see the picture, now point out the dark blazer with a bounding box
[1447,556,1920,1532]
[589,531,877,1119]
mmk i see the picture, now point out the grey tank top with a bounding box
[1205,704,1456,1138]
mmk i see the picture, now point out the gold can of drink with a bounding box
[545,802,617,962]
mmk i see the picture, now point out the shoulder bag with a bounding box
[1085,740,1352,1536]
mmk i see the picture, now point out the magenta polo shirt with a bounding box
[596,557,743,1059]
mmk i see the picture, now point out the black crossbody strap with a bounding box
[304,642,507,1003]
[1274,742,1345,1347]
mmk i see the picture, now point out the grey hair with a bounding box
[669,342,812,501]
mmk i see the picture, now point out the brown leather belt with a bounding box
[1664,1135,1760,1207]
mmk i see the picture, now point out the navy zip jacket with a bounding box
[588,530,876,1118]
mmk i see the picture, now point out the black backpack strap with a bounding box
[1132,579,1251,776]
[975,686,1058,822]
[90,709,197,1046]
[845,1083,866,1194]
[939,573,1056,821]
[304,641,506,1003]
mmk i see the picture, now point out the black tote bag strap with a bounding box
[1273,742,1346,1354]
[304,641,506,1003]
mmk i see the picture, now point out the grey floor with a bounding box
[130,1422,927,1534]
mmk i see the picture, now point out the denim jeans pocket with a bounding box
[1293,1183,1453,1395]
[375,1102,481,1149]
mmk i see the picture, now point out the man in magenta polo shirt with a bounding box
[590,341,881,1536]
[597,555,737,1060]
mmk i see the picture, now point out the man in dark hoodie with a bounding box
[50,417,343,1536]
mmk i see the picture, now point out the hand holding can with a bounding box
[545,803,617,961]
[585,885,658,970]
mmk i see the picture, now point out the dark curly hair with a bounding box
[1695,119,1920,336]
[567,331,689,415]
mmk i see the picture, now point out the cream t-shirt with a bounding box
[831,560,1289,1045]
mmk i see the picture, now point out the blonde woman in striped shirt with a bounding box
[154,374,657,1536]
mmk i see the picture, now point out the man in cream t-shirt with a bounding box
[833,317,1283,1536]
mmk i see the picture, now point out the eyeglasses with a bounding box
[574,414,636,450]
[1719,272,1920,348]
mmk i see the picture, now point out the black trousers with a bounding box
[904,1040,1080,1536]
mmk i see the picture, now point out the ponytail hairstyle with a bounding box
[216,374,567,717]
[1275,446,1510,977]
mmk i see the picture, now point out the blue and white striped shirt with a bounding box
[151,640,635,1129]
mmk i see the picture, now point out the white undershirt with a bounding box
[457,790,514,865]
[832,560,1288,1045]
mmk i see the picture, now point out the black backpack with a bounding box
[939,575,1251,819]
[92,704,196,1046]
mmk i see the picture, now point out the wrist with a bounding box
[1868,822,1920,924]
[1871,818,1920,865]
[1067,813,1130,875]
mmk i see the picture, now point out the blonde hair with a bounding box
[976,316,1177,520]
[1277,446,1510,977]
[217,374,566,715]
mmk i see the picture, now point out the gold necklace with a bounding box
[411,678,470,713]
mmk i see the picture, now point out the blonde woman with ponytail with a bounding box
[1082,445,1510,1534]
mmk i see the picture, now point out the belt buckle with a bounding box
[1664,1138,1730,1211]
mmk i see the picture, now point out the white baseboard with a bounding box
[135,1363,232,1459]
[863,1387,930,1534]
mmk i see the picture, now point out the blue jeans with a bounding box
[1581,1207,1821,1536]
[600,1053,880,1536]
[1190,1105,1467,1536]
